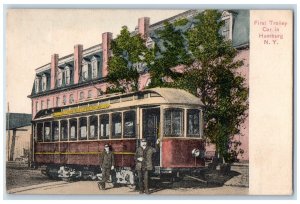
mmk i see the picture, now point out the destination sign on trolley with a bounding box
[53,103,110,118]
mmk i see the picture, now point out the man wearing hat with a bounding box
[98,144,115,190]
[135,138,160,194]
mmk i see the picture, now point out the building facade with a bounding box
[28,10,249,161]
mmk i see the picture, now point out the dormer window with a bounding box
[35,76,40,93]
[82,60,89,81]
[221,11,233,41]
[42,74,47,91]
[65,66,70,85]
[91,57,98,79]
[57,69,63,87]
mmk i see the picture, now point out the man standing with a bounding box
[98,144,115,190]
[135,138,159,194]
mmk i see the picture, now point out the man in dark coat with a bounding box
[98,144,115,190]
[135,138,159,194]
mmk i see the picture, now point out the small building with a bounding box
[6,113,32,162]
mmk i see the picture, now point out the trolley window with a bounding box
[187,109,200,137]
[36,123,43,142]
[79,117,87,140]
[52,121,59,141]
[89,115,98,139]
[70,118,77,140]
[100,114,110,139]
[164,108,184,137]
[44,122,51,141]
[112,112,122,138]
[60,120,68,141]
[124,111,136,138]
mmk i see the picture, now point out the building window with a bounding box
[56,97,60,107]
[145,78,151,88]
[221,11,233,41]
[82,63,88,81]
[164,108,184,137]
[47,99,50,109]
[62,95,67,105]
[41,100,44,110]
[100,114,110,139]
[57,69,63,87]
[65,66,70,85]
[112,112,122,138]
[146,37,155,49]
[88,90,93,98]
[35,101,39,113]
[98,89,104,96]
[60,120,68,141]
[69,118,77,140]
[89,115,98,139]
[35,77,40,93]
[187,109,200,137]
[79,91,84,100]
[124,111,136,138]
[79,117,87,140]
[42,74,47,91]
[69,94,74,104]
[91,59,98,79]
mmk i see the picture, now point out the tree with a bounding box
[174,10,248,163]
[106,12,248,163]
[106,26,152,93]
[147,21,192,88]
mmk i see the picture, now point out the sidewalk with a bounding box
[224,163,249,187]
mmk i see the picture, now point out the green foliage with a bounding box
[106,11,248,163]
[107,26,152,93]
[174,10,248,163]
[147,22,191,88]
[173,18,189,27]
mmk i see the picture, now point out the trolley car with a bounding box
[31,88,205,185]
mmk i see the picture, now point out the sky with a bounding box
[6,9,185,114]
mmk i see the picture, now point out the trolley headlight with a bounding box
[192,148,200,157]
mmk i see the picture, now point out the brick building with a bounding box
[28,10,249,161]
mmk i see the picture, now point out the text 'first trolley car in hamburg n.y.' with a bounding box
[31,88,206,185]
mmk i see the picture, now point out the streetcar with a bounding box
[31,88,206,185]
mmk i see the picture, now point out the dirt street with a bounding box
[6,162,249,195]
[8,180,248,195]
[6,162,57,191]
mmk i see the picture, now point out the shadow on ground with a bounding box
[149,169,241,193]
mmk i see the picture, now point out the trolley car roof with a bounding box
[33,88,203,120]
[150,88,202,104]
